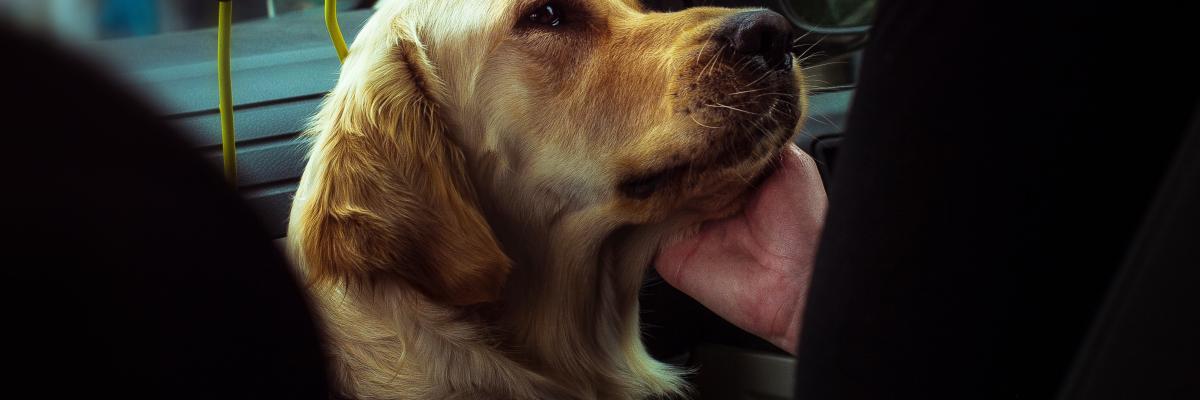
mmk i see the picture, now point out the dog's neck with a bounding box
[478,192,690,395]
[485,203,634,352]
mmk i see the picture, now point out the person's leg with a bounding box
[795,0,1199,398]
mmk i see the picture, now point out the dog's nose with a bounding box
[718,10,794,70]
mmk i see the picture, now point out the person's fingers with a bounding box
[653,145,828,353]
[655,216,807,352]
[742,144,828,265]
[655,216,753,298]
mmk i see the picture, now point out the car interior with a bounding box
[83,4,855,397]
[3,0,1196,399]
[91,3,864,396]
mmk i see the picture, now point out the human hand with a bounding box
[655,144,827,354]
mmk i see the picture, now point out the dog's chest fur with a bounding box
[311,274,688,400]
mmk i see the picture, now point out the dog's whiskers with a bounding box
[809,113,841,129]
[793,35,827,61]
[696,28,718,65]
[752,92,799,100]
[791,30,813,44]
[734,57,755,74]
[730,87,767,96]
[705,102,755,115]
[742,69,774,90]
[795,51,826,66]
[689,113,721,129]
[700,44,727,80]
[802,60,848,72]
[795,127,818,143]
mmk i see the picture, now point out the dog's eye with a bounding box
[528,3,562,27]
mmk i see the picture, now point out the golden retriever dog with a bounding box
[287,0,807,398]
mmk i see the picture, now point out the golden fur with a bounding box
[287,0,807,398]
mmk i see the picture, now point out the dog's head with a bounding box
[292,0,806,306]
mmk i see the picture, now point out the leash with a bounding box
[215,0,350,184]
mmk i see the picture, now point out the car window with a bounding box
[0,0,367,41]
[782,0,876,28]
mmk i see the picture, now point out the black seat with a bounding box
[794,1,1200,398]
[2,25,330,399]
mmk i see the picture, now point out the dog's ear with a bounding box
[292,35,509,305]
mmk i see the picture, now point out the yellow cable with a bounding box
[217,0,237,184]
[325,0,349,63]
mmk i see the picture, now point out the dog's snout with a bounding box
[718,10,794,69]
